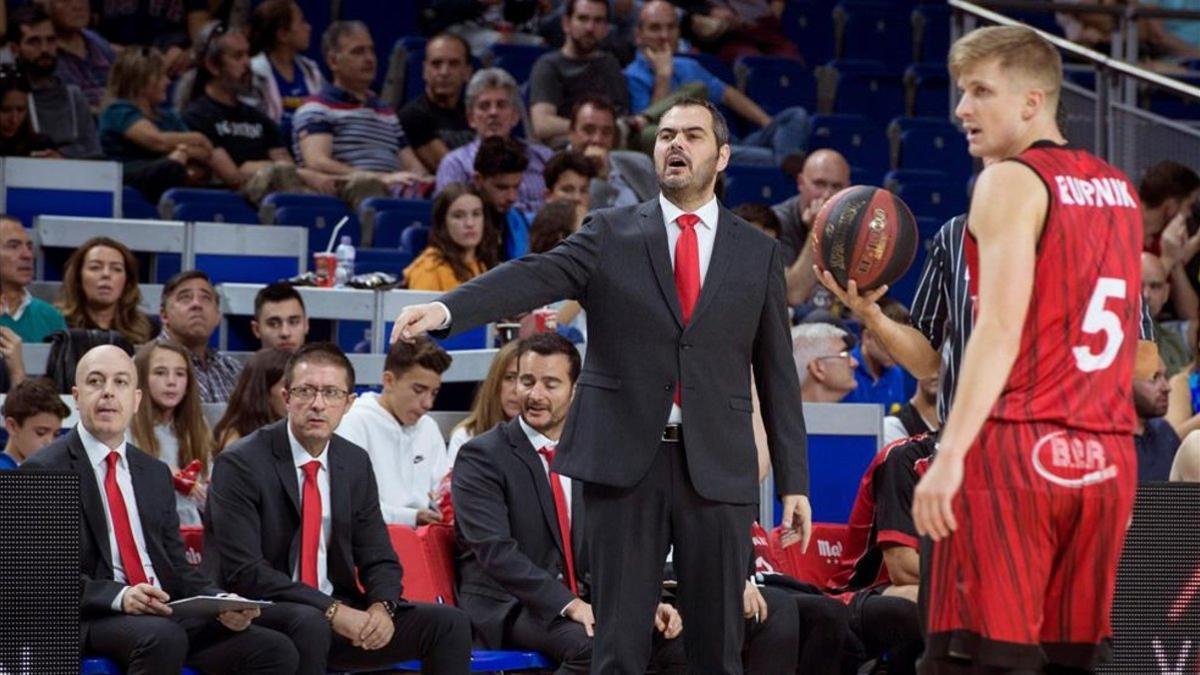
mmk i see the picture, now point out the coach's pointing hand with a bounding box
[913,452,963,541]
[391,303,449,344]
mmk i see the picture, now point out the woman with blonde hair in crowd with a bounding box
[404,182,498,291]
[447,341,522,459]
[130,340,213,525]
[57,236,156,344]
[212,347,291,452]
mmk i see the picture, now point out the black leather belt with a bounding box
[662,424,683,442]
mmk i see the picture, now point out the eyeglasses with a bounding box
[816,351,853,363]
[288,385,349,403]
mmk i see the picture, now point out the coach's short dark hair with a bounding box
[284,342,355,390]
[1140,160,1200,208]
[516,333,581,384]
[663,96,730,149]
[254,282,306,319]
[161,270,214,309]
[2,377,69,425]
[384,336,452,378]
[544,150,597,190]
[474,136,529,178]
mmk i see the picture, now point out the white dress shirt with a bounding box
[659,193,720,424]
[79,423,160,610]
[288,423,334,596]
[518,416,571,518]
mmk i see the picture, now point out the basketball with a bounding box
[812,185,919,292]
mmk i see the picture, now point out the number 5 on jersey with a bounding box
[1073,277,1126,373]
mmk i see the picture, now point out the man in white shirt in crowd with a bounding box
[336,336,453,527]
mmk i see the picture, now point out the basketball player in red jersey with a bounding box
[911,26,1143,674]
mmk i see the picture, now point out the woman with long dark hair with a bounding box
[0,66,55,157]
[212,347,291,452]
[404,182,498,291]
[57,236,156,344]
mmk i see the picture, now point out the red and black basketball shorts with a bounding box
[922,421,1136,671]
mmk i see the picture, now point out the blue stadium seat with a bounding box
[834,2,914,63]
[356,247,415,276]
[905,63,950,118]
[265,193,360,257]
[737,56,817,115]
[884,169,968,223]
[394,649,555,672]
[295,0,332,62]
[400,224,431,255]
[688,51,736,90]
[360,197,434,248]
[490,43,549,84]
[121,186,158,220]
[781,0,837,65]
[829,59,906,126]
[808,114,889,181]
[913,4,951,63]
[160,188,260,223]
[896,123,972,178]
[723,165,797,207]
[82,657,199,675]
[340,0,424,90]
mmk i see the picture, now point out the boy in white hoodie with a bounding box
[336,337,453,527]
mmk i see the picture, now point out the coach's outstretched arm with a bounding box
[392,211,603,342]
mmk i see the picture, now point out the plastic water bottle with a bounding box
[334,235,355,287]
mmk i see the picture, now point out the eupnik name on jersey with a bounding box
[1053,174,1138,208]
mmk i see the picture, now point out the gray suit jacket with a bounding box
[590,151,658,209]
[435,198,808,504]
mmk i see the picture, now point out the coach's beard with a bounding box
[658,158,719,204]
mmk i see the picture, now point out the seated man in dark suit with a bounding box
[205,342,471,675]
[453,333,685,672]
[22,345,297,674]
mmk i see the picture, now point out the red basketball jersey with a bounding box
[964,141,1143,433]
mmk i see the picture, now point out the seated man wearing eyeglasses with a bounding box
[205,342,472,675]
[792,323,860,404]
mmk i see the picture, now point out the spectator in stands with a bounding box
[884,374,939,445]
[794,323,858,403]
[732,202,782,239]
[0,325,28,393]
[58,236,157,345]
[43,0,116,111]
[543,149,596,210]
[844,298,912,411]
[93,0,210,73]
[404,182,497,292]
[473,136,535,260]
[448,340,521,459]
[399,33,474,174]
[252,283,308,352]
[565,95,658,210]
[0,376,69,469]
[157,270,243,403]
[249,0,325,134]
[626,1,809,166]
[0,65,56,156]
[684,0,799,64]
[530,200,583,254]
[99,47,242,201]
[436,68,554,214]
[0,216,67,343]
[1141,160,1200,320]
[131,340,214,524]
[427,0,548,58]
[1135,354,1181,482]
[1143,252,1192,376]
[23,344,298,673]
[293,21,431,204]
[453,333,686,670]
[9,6,101,158]
[183,22,331,200]
[212,347,290,451]
[336,337,453,527]
[773,149,851,305]
[529,0,630,148]
[205,342,473,674]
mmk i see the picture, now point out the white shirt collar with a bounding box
[287,420,330,472]
[517,415,557,453]
[78,422,128,469]
[659,193,719,233]
[1,288,32,319]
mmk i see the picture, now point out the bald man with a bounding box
[23,345,297,675]
[770,149,850,305]
[1143,252,1192,377]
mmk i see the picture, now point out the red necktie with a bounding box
[674,213,701,406]
[300,460,322,588]
[104,451,148,587]
[537,446,579,596]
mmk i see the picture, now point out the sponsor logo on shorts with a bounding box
[1030,431,1119,488]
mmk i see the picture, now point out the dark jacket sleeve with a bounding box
[350,455,405,605]
[752,241,809,497]
[452,441,576,622]
[207,450,335,610]
[436,208,605,337]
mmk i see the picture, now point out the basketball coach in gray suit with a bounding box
[393,97,810,674]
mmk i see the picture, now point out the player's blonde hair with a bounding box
[949,25,1062,106]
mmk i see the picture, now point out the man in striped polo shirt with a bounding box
[294,21,431,202]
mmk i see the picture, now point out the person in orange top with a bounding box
[404,182,499,291]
